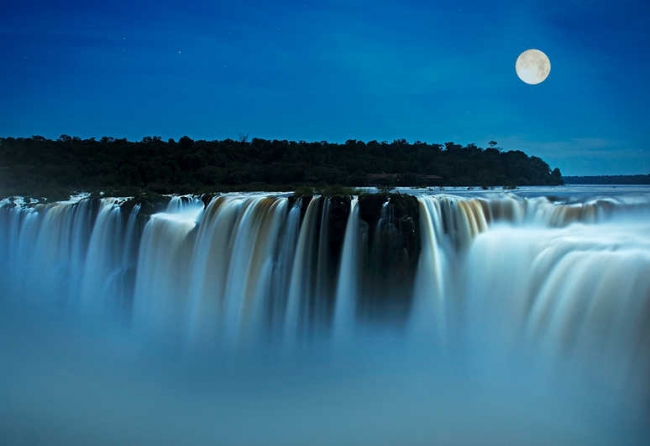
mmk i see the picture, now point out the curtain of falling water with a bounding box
[284,197,322,339]
[410,196,447,338]
[186,197,243,340]
[0,198,140,308]
[268,200,301,335]
[313,198,332,331]
[0,191,649,390]
[332,197,360,339]
[221,198,287,344]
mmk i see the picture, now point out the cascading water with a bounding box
[333,196,360,338]
[284,196,323,339]
[1,187,649,445]
[411,196,448,339]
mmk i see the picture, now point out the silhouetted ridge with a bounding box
[0,136,563,198]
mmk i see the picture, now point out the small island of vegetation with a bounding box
[0,136,563,199]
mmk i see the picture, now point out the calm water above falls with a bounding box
[1,187,649,445]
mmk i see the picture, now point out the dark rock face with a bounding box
[357,193,420,271]
[282,193,422,328]
[356,194,421,326]
[118,195,171,250]
[200,193,215,208]
[358,194,388,240]
[327,196,351,265]
[121,194,170,217]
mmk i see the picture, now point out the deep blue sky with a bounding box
[1,0,648,175]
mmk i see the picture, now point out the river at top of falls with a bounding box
[0,187,649,445]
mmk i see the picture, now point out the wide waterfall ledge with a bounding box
[1,186,649,445]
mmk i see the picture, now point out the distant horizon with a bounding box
[562,174,650,177]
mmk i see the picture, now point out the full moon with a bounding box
[515,49,551,85]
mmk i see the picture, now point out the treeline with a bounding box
[0,136,563,198]
[563,175,650,185]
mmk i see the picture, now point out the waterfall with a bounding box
[410,196,447,338]
[132,201,202,334]
[269,200,301,334]
[79,200,127,312]
[333,196,360,338]
[284,197,322,339]
[314,198,332,330]
[0,190,648,378]
[186,197,242,340]
[220,197,286,344]
[2,189,650,444]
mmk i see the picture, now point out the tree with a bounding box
[551,168,563,184]
[179,136,194,150]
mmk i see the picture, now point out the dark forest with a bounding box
[0,136,563,198]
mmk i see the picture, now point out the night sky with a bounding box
[2,0,648,175]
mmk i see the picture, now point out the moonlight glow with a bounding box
[515,49,551,85]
